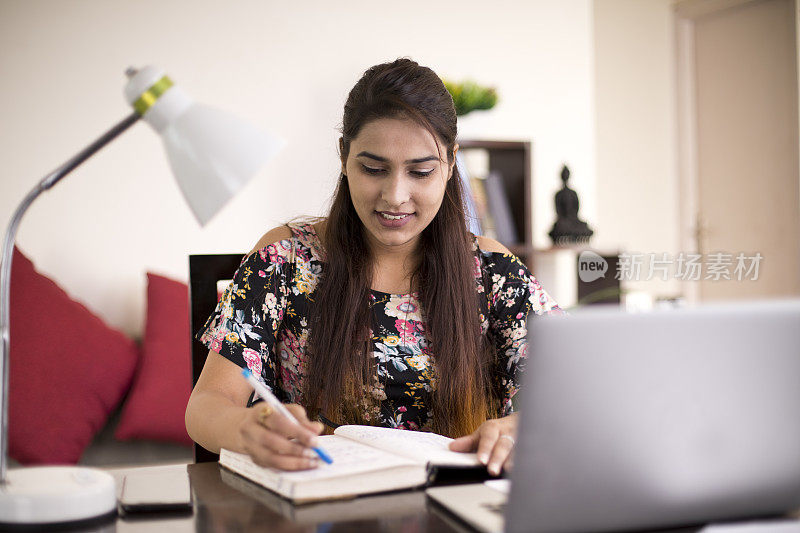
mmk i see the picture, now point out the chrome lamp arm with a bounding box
[0,112,140,484]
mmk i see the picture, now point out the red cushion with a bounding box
[9,247,139,464]
[115,272,192,446]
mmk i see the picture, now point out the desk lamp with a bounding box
[0,65,283,526]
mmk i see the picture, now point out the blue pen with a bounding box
[241,369,333,464]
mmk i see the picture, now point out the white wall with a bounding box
[0,0,595,337]
[592,0,681,300]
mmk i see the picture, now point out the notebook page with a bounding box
[334,425,480,467]
[276,435,417,482]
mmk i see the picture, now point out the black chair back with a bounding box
[189,253,244,463]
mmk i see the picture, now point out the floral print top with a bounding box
[197,222,562,432]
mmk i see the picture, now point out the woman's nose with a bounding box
[381,173,410,207]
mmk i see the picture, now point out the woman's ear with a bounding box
[339,137,347,175]
[448,143,460,180]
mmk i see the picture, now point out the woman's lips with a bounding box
[376,211,413,228]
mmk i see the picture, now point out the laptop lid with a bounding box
[507,300,800,533]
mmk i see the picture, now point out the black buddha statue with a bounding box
[548,165,593,246]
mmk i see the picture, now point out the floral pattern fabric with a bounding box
[197,222,562,432]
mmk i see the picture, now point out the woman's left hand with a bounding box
[448,413,518,476]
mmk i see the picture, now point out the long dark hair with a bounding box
[303,58,498,437]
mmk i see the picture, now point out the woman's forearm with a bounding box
[185,390,250,453]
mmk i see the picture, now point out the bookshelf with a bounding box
[458,140,533,265]
[459,140,621,308]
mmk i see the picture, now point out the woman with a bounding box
[185,58,561,477]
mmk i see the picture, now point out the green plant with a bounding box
[443,79,498,116]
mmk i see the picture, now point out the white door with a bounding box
[677,0,800,301]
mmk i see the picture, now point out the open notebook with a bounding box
[219,425,482,503]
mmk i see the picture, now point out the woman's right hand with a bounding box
[239,403,325,470]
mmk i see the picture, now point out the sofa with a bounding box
[8,247,195,468]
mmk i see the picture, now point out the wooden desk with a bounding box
[75,463,797,533]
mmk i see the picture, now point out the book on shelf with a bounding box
[469,176,497,240]
[456,151,483,235]
[219,424,485,504]
[483,170,519,244]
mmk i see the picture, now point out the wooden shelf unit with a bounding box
[458,139,533,265]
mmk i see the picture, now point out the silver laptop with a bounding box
[427,300,800,532]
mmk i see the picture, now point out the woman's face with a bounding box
[343,117,456,255]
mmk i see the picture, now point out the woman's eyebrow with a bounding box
[356,151,439,164]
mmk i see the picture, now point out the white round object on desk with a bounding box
[0,466,116,525]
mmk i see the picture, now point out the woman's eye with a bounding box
[361,165,385,175]
[411,169,434,178]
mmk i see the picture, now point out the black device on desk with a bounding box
[118,468,193,516]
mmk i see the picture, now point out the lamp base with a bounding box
[0,466,117,527]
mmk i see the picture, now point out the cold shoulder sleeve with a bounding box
[482,251,563,416]
[196,240,294,396]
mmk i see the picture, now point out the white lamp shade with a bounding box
[162,103,284,226]
[124,66,284,225]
